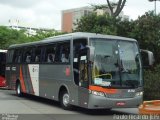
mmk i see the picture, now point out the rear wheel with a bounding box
[60,91,72,110]
[16,82,23,97]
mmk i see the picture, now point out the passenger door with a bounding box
[78,48,89,108]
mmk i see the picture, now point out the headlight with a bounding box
[89,90,105,97]
[135,91,143,97]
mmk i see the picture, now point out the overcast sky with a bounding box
[0,0,159,30]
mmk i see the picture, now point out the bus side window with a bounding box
[23,49,32,63]
[33,47,42,63]
[12,49,22,63]
[44,44,56,63]
[7,50,14,63]
[47,54,55,63]
[55,41,70,63]
[61,45,70,63]
[17,50,22,63]
[12,50,18,63]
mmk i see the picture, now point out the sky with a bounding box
[0,0,159,30]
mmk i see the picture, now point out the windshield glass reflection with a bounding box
[91,38,142,88]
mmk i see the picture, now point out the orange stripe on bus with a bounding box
[89,85,118,94]
[20,66,26,93]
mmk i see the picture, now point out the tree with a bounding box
[130,11,160,64]
[0,26,30,49]
[106,0,126,17]
[74,13,121,35]
[32,30,66,41]
[74,12,134,36]
[93,0,126,17]
[0,26,65,49]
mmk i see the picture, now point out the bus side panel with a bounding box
[5,65,12,89]
[8,64,35,95]
[38,64,78,103]
[6,64,20,90]
[21,65,34,94]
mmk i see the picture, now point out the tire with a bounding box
[60,91,72,110]
[16,82,23,97]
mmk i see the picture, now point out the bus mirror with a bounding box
[141,49,154,68]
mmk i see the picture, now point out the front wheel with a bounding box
[16,82,23,97]
[60,91,72,110]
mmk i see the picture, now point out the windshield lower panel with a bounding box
[90,38,142,88]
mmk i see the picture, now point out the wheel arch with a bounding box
[16,79,20,87]
[58,84,69,101]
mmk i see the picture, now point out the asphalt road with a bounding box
[0,88,140,120]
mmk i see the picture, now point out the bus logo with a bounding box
[128,89,135,93]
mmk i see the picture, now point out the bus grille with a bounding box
[106,93,135,98]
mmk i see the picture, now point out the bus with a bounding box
[6,32,154,109]
[0,49,7,87]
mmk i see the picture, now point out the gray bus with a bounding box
[6,32,154,109]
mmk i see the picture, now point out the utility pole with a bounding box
[149,0,160,15]
[155,0,157,15]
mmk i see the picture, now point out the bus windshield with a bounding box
[90,38,142,88]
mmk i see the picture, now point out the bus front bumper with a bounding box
[87,94,143,109]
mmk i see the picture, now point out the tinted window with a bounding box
[44,44,56,63]
[0,53,6,63]
[73,39,87,59]
[12,49,22,63]
[23,48,32,63]
[33,47,42,63]
[12,49,18,63]
[55,41,70,63]
[7,50,14,63]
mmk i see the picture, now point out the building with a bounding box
[61,6,129,33]
[8,25,55,36]
[61,6,93,33]
[8,19,55,36]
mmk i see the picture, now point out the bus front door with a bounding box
[78,48,89,108]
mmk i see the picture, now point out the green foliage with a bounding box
[31,30,66,41]
[130,11,160,64]
[0,26,29,49]
[144,65,160,100]
[0,26,65,49]
[74,13,120,35]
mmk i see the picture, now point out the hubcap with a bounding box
[63,93,69,107]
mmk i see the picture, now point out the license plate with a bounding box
[116,102,125,106]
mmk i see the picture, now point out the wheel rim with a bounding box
[17,84,21,95]
[63,93,69,107]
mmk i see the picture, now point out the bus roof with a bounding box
[8,32,137,49]
[0,49,7,53]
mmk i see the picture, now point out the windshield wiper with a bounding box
[104,55,111,58]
